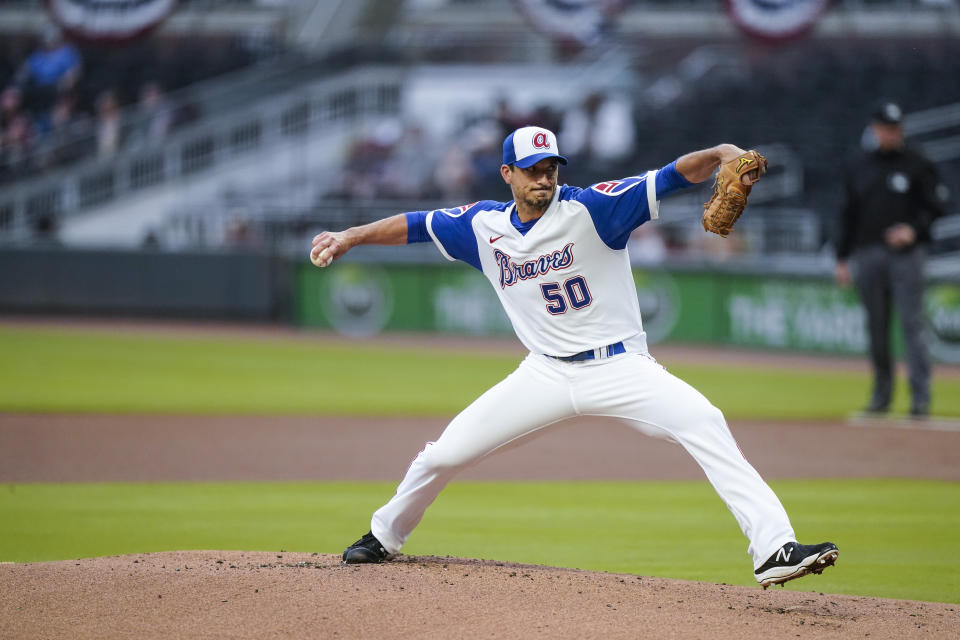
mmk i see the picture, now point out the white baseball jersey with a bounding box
[413,161,691,356]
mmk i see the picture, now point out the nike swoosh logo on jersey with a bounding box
[489,235,505,244]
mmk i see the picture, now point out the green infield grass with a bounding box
[2,326,959,418]
[1,479,957,603]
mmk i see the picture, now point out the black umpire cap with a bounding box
[872,101,903,125]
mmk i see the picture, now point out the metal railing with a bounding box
[905,102,960,163]
[153,195,826,258]
[0,66,403,241]
[0,54,342,184]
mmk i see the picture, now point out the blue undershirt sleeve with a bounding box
[655,159,693,197]
[405,211,431,244]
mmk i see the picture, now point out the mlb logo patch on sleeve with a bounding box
[443,202,479,217]
[590,176,644,196]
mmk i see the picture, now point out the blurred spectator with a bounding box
[627,224,668,265]
[379,124,439,198]
[95,89,122,158]
[32,209,60,244]
[493,96,527,139]
[131,81,174,147]
[560,91,636,181]
[50,90,82,135]
[142,228,161,249]
[433,143,474,201]
[0,30,256,180]
[1,86,36,179]
[338,120,402,199]
[224,216,261,249]
[463,119,504,198]
[14,26,82,135]
[834,101,948,418]
[529,104,563,140]
[34,89,90,169]
[691,229,747,260]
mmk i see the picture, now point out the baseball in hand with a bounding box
[311,247,332,268]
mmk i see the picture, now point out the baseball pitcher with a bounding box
[311,126,837,588]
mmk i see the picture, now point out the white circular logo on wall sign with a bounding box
[726,0,830,41]
[887,172,911,194]
[632,271,680,344]
[324,264,393,338]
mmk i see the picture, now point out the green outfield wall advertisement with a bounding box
[296,263,960,363]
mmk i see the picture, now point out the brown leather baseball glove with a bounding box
[702,150,768,237]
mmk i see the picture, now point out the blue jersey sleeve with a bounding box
[572,160,693,250]
[423,201,488,271]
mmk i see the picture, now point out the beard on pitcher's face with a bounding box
[522,185,553,208]
[505,158,559,210]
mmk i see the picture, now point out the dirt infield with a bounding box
[2,551,958,640]
[3,319,960,638]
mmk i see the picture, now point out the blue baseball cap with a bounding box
[502,126,568,168]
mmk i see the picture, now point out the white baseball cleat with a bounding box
[754,541,839,588]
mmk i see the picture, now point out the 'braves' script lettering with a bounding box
[494,243,575,289]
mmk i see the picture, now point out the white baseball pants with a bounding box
[370,350,796,569]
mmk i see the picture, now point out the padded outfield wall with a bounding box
[2,248,957,363]
[296,261,960,364]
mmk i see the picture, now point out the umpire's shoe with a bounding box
[342,531,389,564]
[754,541,839,588]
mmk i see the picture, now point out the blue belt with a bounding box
[549,341,625,363]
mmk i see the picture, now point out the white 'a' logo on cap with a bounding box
[532,131,550,149]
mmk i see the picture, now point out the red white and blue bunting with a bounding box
[512,0,626,48]
[45,0,177,43]
[726,0,831,41]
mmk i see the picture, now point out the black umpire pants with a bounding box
[852,244,931,411]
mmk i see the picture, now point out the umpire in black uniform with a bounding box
[835,101,946,417]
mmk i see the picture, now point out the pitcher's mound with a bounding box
[1,551,955,639]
